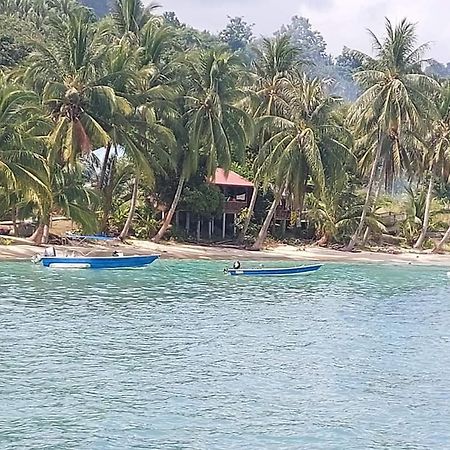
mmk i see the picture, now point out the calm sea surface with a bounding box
[1,260,450,449]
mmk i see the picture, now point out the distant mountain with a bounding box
[80,0,110,16]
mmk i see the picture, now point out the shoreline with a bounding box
[1,236,450,267]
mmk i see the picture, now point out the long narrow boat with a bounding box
[226,264,322,277]
[36,254,159,269]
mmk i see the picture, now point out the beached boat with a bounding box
[226,263,322,276]
[34,253,159,269]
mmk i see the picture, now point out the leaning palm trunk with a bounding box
[238,181,259,243]
[30,213,50,245]
[251,188,283,250]
[98,142,112,189]
[361,178,383,247]
[153,175,185,243]
[119,175,139,241]
[346,142,382,251]
[433,224,450,253]
[414,175,434,250]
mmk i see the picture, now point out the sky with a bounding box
[155,0,450,61]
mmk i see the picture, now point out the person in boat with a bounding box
[224,260,241,273]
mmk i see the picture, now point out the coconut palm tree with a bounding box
[414,81,450,249]
[238,35,300,241]
[95,11,178,238]
[252,74,351,250]
[30,162,99,244]
[345,18,440,251]
[0,77,50,214]
[153,47,252,242]
[20,9,126,165]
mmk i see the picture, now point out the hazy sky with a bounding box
[156,0,450,61]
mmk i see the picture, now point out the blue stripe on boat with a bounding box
[40,254,159,269]
[227,264,322,276]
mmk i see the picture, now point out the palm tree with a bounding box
[238,35,300,241]
[0,78,50,224]
[112,0,159,36]
[252,74,351,250]
[95,10,178,239]
[345,18,439,251]
[20,9,126,164]
[153,47,252,242]
[414,81,450,249]
[30,162,98,244]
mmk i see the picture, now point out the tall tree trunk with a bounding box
[98,142,112,189]
[100,197,112,233]
[238,182,259,243]
[433,224,450,253]
[316,231,331,247]
[346,142,382,251]
[11,203,18,236]
[30,224,44,245]
[361,226,370,247]
[252,188,283,250]
[29,213,50,245]
[361,178,383,247]
[119,175,139,241]
[153,175,185,243]
[100,156,116,232]
[196,219,201,242]
[414,175,434,250]
[42,223,50,244]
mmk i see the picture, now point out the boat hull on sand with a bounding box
[39,254,159,269]
[227,264,322,276]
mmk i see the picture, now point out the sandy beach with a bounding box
[2,235,450,266]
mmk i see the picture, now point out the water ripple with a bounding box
[1,261,450,449]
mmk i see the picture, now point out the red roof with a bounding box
[211,168,254,187]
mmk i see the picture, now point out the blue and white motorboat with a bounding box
[32,248,159,269]
[226,263,322,276]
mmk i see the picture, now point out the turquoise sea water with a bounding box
[1,260,450,449]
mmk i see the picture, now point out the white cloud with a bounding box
[297,0,450,59]
[155,0,450,60]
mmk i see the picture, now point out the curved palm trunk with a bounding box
[361,226,370,247]
[414,176,434,250]
[119,175,139,241]
[346,142,382,252]
[98,142,112,189]
[153,175,185,243]
[361,178,383,247]
[29,213,50,245]
[238,182,259,243]
[316,231,331,247]
[433,224,450,254]
[251,188,283,251]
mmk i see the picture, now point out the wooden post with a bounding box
[233,214,237,236]
[186,212,190,232]
[222,213,226,239]
[197,220,201,241]
[175,211,179,227]
[208,220,212,240]
[281,219,287,237]
[212,218,215,238]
